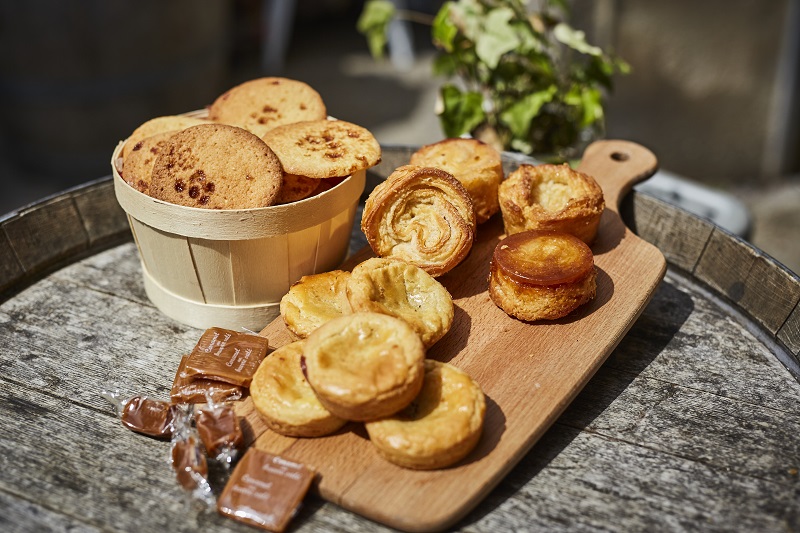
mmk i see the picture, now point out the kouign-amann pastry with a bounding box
[361,165,476,277]
[303,312,425,421]
[279,270,353,340]
[347,257,453,348]
[208,77,327,138]
[365,360,486,470]
[120,114,209,160]
[121,131,175,194]
[489,230,596,321]
[410,138,503,224]
[250,341,347,438]
[262,119,381,179]
[149,123,283,209]
[499,163,604,244]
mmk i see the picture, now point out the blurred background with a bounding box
[0,0,798,273]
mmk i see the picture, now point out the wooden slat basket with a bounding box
[111,141,365,331]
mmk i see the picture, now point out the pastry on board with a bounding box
[280,270,353,340]
[361,165,476,277]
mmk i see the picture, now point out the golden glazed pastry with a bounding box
[499,163,604,244]
[347,257,453,348]
[250,340,347,437]
[365,360,486,470]
[303,312,425,421]
[410,138,503,224]
[361,165,476,277]
[489,230,596,321]
[279,270,353,340]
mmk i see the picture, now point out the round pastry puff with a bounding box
[365,360,486,470]
[303,312,425,422]
[410,138,503,224]
[262,119,381,179]
[149,123,283,209]
[250,340,346,438]
[361,165,476,277]
[488,230,596,321]
[347,257,453,348]
[279,270,353,340]
[498,163,605,245]
[207,77,327,138]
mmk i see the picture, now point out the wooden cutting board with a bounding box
[234,140,666,532]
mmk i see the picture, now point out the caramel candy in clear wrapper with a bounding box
[120,396,174,439]
[171,355,244,404]
[195,403,243,459]
[217,448,315,532]
[171,434,209,491]
[183,328,269,386]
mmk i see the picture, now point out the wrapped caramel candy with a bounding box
[171,355,244,404]
[195,401,243,467]
[182,328,269,387]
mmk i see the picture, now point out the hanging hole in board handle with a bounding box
[610,152,630,162]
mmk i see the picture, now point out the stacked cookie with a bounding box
[115,77,381,209]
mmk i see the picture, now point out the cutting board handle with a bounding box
[577,140,659,213]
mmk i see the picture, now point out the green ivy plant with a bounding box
[357,0,629,160]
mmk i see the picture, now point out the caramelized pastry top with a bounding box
[492,230,594,286]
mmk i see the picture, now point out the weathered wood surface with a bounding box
[1,145,799,532]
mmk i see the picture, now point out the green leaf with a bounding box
[356,0,396,59]
[449,0,484,43]
[498,86,557,139]
[553,22,602,56]
[432,2,458,52]
[579,86,603,127]
[475,7,521,69]
[438,84,486,137]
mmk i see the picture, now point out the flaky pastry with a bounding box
[347,257,453,348]
[361,165,476,277]
[365,360,486,470]
[280,270,353,339]
[499,163,604,244]
[303,312,425,421]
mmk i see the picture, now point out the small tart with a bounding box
[361,165,476,277]
[365,360,486,470]
[303,312,425,421]
[280,270,353,340]
[410,138,503,224]
[347,257,453,348]
[498,163,604,244]
[250,341,346,437]
[489,230,596,321]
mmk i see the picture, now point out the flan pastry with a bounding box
[347,257,453,348]
[410,138,503,224]
[250,340,346,437]
[279,270,353,340]
[361,165,476,277]
[489,230,596,321]
[303,312,425,421]
[499,163,604,244]
[365,360,486,470]
[208,77,327,138]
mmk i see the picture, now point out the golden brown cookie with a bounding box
[365,360,486,470]
[498,163,604,244]
[208,77,327,138]
[121,131,175,193]
[279,270,353,339]
[149,123,283,209]
[410,138,503,224]
[488,230,596,321]
[120,115,209,160]
[262,119,381,179]
[276,173,322,204]
[347,257,453,348]
[303,312,425,421]
[361,165,476,277]
[250,340,347,438]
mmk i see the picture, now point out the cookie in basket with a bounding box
[499,163,605,245]
[365,360,486,470]
[121,131,174,193]
[120,115,209,160]
[250,340,347,438]
[303,312,425,421]
[410,138,503,224]
[276,173,322,204]
[346,257,453,348]
[208,77,327,138]
[149,123,283,209]
[279,270,353,339]
[262,119,381,179]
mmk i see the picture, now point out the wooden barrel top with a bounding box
[1,145,798,532]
